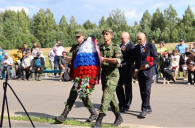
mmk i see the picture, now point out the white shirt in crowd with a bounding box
[1,56,13,67]
[53,46,64,56]
[171,55,180,67]
[48,50,55,61]
[21,56,34,67]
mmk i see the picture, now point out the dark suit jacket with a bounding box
[133,42,158,77]
[119,41,135,76]
[30,57,45,69]
[121,42,158,77]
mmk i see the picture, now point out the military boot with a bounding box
[86,108,98,122]
[28,73,35,81]
[113,112,123,126]
[92,113,104,128]
[37,73,41,81]
[54,108,70,123]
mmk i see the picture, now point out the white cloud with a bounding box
[78,4,95,10]
[125,9,142,21]
[0,6,29,14]
[153,3,164,8]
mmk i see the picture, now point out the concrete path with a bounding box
[0,77,195,127]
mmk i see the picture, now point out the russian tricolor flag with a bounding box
[72,37,101,84]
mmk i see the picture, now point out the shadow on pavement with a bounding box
[15,111,54,118]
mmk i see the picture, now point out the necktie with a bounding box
[141,46,144,54]
[121,45,125,51]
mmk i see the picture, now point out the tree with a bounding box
[59,15,69,34]
[140,10,152,30]
[99,16,107,28]
[151,8,164,31]
[182,5,194,27]
[83,20,97,30]
[164,5,178,32]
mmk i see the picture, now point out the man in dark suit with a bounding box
[116,32,135,113]
[121,33,158,118]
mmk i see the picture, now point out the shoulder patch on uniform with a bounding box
[112,43,118,46]
[115,53,121,57]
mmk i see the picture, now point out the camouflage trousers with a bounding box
[99,69,120,115]
[65,85,93,111]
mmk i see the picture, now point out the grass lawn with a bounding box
[1,116,129,128]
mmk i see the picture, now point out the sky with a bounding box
[0,0,195,26]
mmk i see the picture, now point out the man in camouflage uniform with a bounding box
[54,30,97,123]
[93,28,123,128]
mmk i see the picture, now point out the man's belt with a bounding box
[102,67,117,72]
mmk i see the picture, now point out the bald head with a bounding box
[4,53,9,59]
[137,32,146,38]
[121,32,130,44]
[137,32,146,46]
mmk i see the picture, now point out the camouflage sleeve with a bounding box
[67,45,76,57]
[114,45,123,64]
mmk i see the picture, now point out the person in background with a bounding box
[187,59,195,85]
[29,52,45,81]
[53,41,64,77]
[190,43,195,52]
[39,48,45,61]
[48,49,55,71]
[171,50,180,80]
[157,41,167,79]
[10,48,23,76]
[0,45,5,64]
[59,51,70,81]
[23,43,30,53]
[175,39,188,55]
[179,48,189,81]
[17,51,33,81]
[150,40,157,50]
[160,51,174,84]
[189,43,193,50]
[32,46,40,58]
[31,42,37,53]
[0,54,13,79]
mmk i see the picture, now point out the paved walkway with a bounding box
[0,77,195,127]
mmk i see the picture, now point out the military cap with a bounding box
[102,28,113,34]
[75,29,85,36]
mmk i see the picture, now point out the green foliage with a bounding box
[2,116,128,127]
[1,6,195,50]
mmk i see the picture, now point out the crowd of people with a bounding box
[0,41,70,81]
[152,39,195,85]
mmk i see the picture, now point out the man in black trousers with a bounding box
[121,32,158,118]
[116,32,135,112]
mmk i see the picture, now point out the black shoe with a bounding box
[113,112,123,126]
[147,109,152,114]
[139,111,147,118]
[124,107,129,111]
[92,113,104,128]
[86,108,98,122]
[119,107,125,113]
[54,108,70,123]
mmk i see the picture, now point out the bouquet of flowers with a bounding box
[72,37,101,98]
